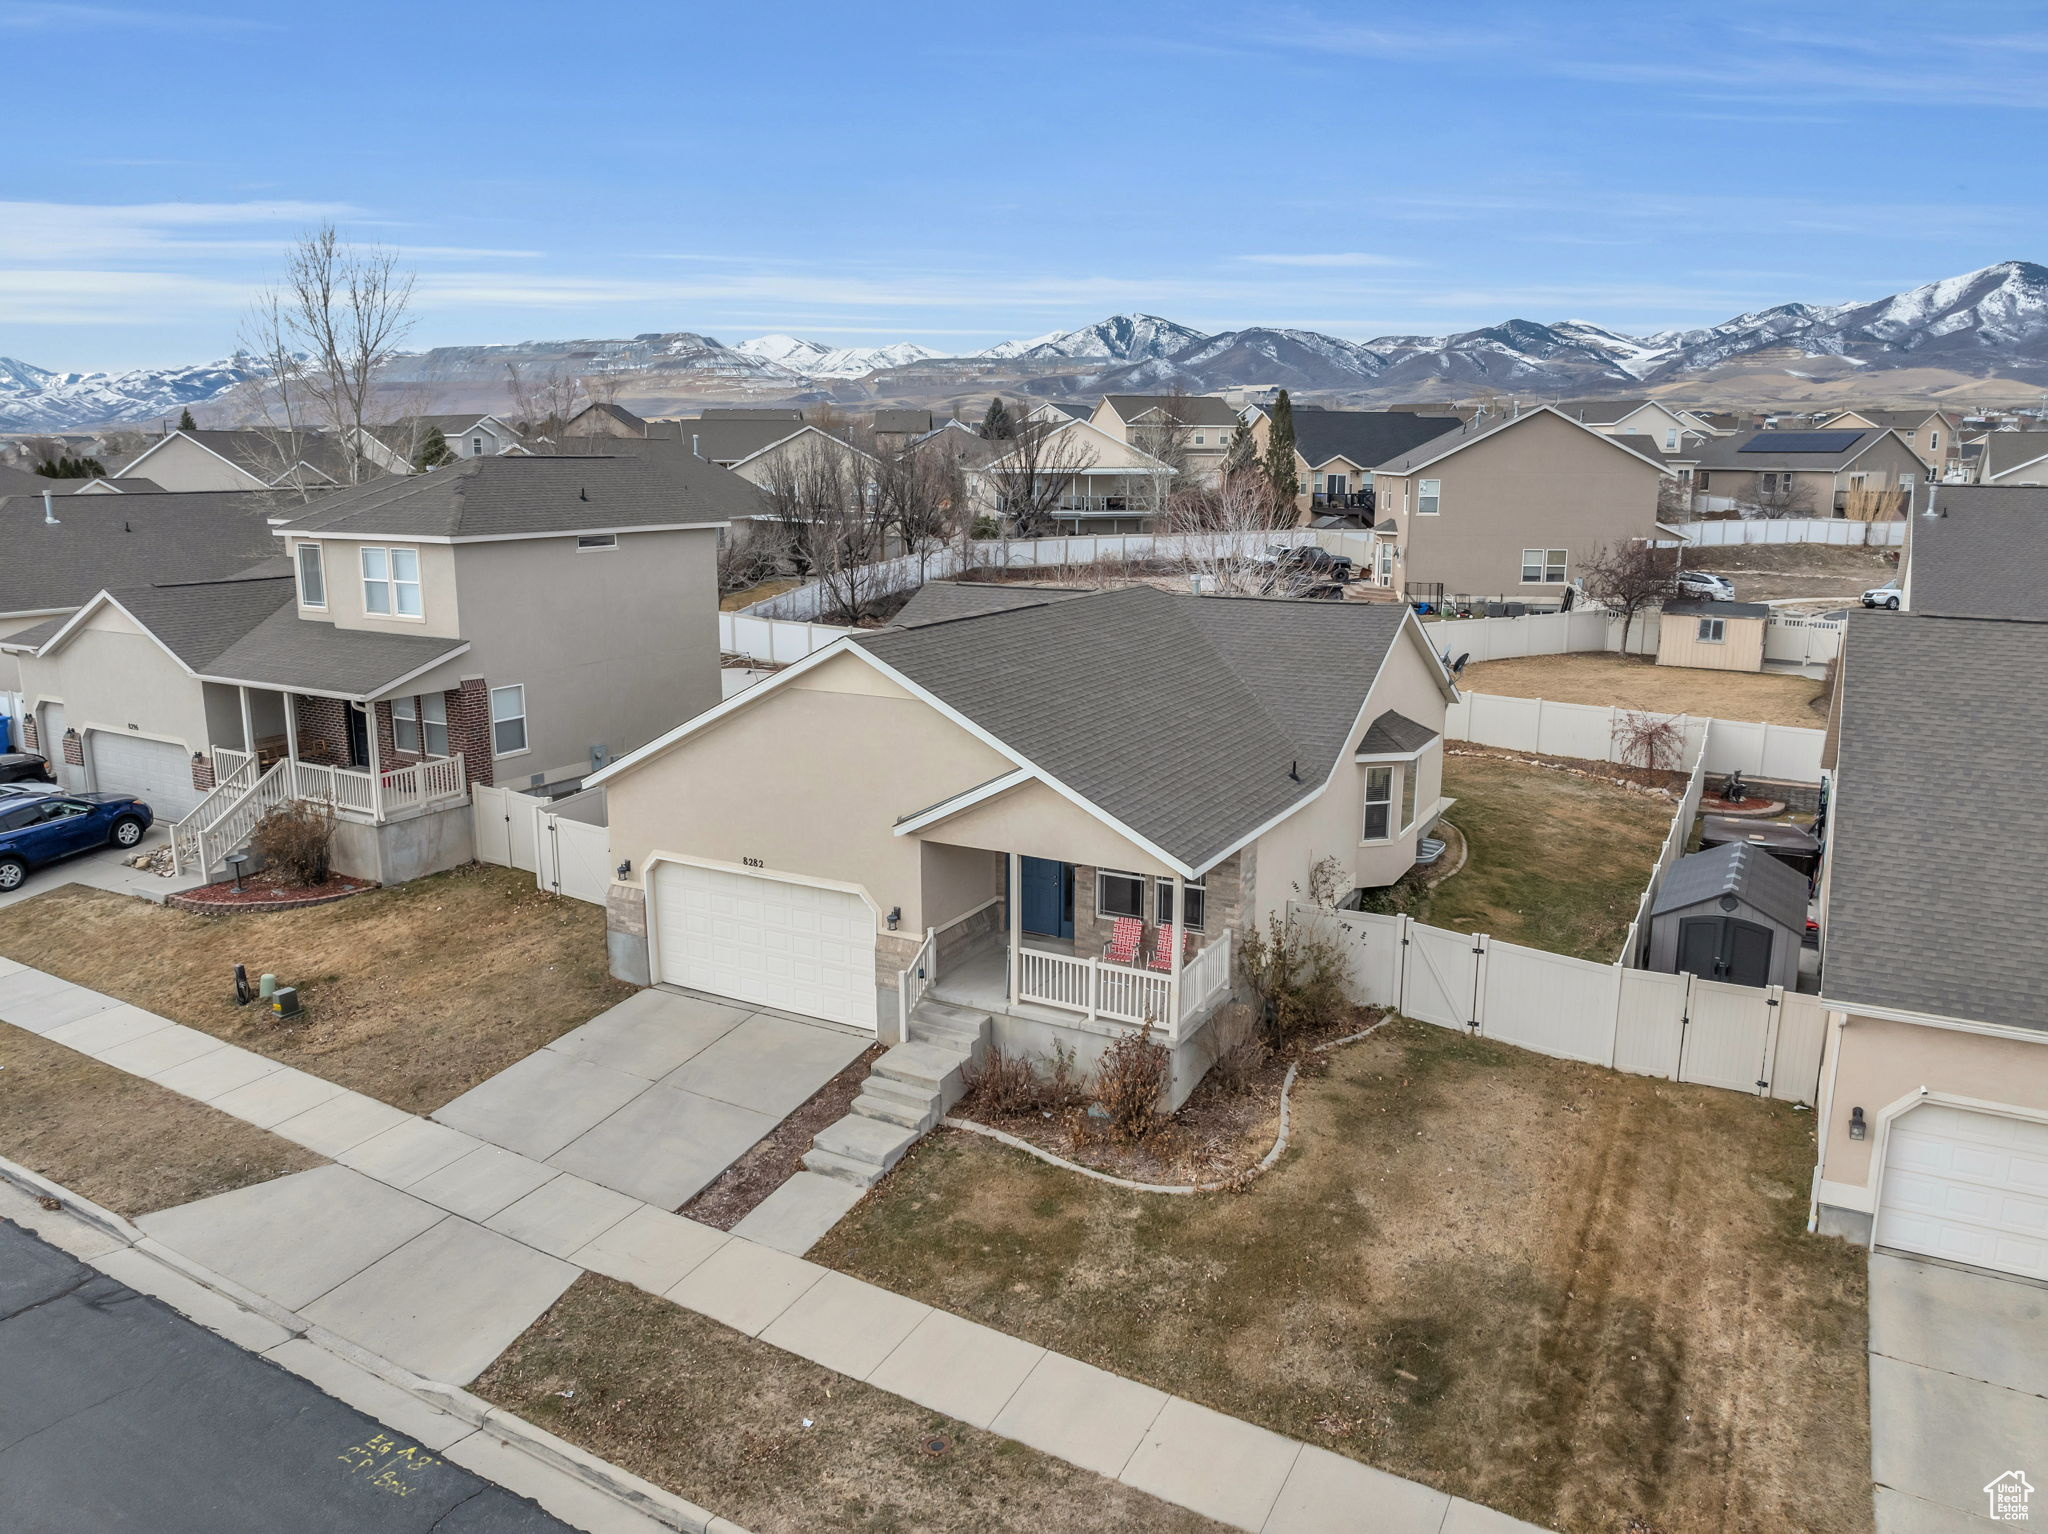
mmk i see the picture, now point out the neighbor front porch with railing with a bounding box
[171,749,468,877]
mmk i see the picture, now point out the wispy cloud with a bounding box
[1236,252,1412,268]
[0,1,273,32]
[0,200,355,261]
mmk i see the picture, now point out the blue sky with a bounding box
[4,0,2045,371]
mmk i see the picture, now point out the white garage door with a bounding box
[88,732,203,820]
[1876,1104,2048,1280]
[652,862,877,1031]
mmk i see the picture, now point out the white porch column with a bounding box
[365,701,383,819]
[1007,854,1022,1005]
[282,691,299,763]
[237,686,255,754]
[1167,872,1184,1030]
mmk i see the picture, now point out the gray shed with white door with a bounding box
[1647,841,1806,989]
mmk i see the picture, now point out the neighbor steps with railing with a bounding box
[801,1000,992,1187]
[170,752,469,878]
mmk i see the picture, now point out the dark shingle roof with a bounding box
[670,417,807,464]
[0,490,291,616]
[1911,486,2048,620]
[1290,409,1461,472]
[890,581,1093,629]
[1977,431,2048,481]
[1101,395,1241,428]
[101,576,298,670]
[1664,598,1772,618]
[1690,429,1889,472]
[875,409,934,434]
[1356,709,1438,755]
[1371,406,1663,475]
[1652,842,1808,932]
[275,452,755,540]
[1823,611,2048,1031]
[1553,398,1655,425]
[858,586,1418,870]
[132,429,355,484]
[205,604,468,696]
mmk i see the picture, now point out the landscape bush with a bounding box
[1093,1022,1169,1141]
[249,800,336,887]
[1236,914,1350,1045]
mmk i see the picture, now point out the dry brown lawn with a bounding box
[0,1024,321,1215]
[472,1274,1227,1534]
[1687,542,1896,604]
[1461,651,1828,727]
[815,1020,1871,1534]
[719,577,802,611]
[1406,754,1671,963]
[0,864,631,1114]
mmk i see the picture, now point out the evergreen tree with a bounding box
[1221,424,1257,476]
[413,424,456,471]
[35,455,106,480]
[177,407,197,431]
[979,397,1013,440]
[1261,390,1298,503]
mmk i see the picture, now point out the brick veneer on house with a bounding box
[19,714,38,753]
[61,729,83,768]
[447,678,493,788]
[293,694,351,767]
[191,754,216,792]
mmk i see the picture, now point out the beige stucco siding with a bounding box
[1818,1013,2048,1200]
[18,605,210,762]
[119,436,266,492]
[1656,611,1765,671]
[1388,413,1664,599]
[390,528,719,784]
[929,778,1175,879]
[604,650,1015,935]
[284,535,462,641]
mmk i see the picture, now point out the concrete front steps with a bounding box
[800,1001,991,1188]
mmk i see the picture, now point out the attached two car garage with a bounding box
[86,732,204,821]
[1876,1103,2048,1282]
[649,860,878,1032]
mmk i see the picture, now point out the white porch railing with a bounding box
[176,752,469,877]
[169,748,262,873]
[898,927,937,1040]
[1016,930,1236,1034]
[193,757,296,877]
[1181,928,1233,1016]
[291,754,468,819]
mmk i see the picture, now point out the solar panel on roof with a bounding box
[1739,430,1864,454]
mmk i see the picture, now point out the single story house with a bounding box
[116,428,406,493]
[589,584,1459,1101]
[1689,428,1926,518]
[1656,599,1769,671]
[5,453,743,884]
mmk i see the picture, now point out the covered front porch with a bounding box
[895,842,1238,1046]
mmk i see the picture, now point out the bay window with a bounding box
[1363,765,1393,841]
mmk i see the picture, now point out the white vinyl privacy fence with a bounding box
[1618,747,1711,967]
[718,611,855,665]
[1428,605,1843,667]
[1447,693,1826,783]
[1660,517,1905,548]
[740,528,1371,622]
[1295,904,1827,1104]
[472,784,609,905]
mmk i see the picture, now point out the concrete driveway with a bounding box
[0,824,203,910]
[433,987,872,1208]
[1868,1251,2048,1530]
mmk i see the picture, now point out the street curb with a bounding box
[0,1154,744,1534]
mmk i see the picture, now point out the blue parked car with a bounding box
[0,792,154,893]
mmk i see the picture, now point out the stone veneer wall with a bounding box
[1068,846,1253,963]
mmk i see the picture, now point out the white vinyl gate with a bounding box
[652,861,877,1031]
[1876,1105,2048,1281]
[86,731,204,820]
[1299,906,1827,1104]
[536,812,609,904]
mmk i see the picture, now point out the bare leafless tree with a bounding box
[980,419,1102,537]
[505,363,583,446]
[756,433,894,622]
[1744,474,1817,519]
[1165,476,1324,597]
[716,522,790,598]
[1578,538,1679,653]
[875,438,967,572]
[239,225,415,486]
[1612,709,1687,773]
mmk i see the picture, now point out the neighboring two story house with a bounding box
[1817,408,1955,477]
[1971,430,2048,487]
[1556,398,1718,452]
[1809,486,2048,1282]
[1279,408,1463,520]
[967,417,1175,534]
[589,582,1457,1102]
[4,454,746,884]
[116,428,406,492]
[1364,406,1669,602]
[1089,394,1241,486]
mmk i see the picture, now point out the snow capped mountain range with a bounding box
[9,262,2048,433]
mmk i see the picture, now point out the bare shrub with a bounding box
[1612,709,1687,773]
[1206,1003,1270,1095]
[960,1045,1042,1118]
[716,524,787,597]
[1093,1022,1169,1141]
[1578,539,1679,653]
[1237,914,1350,1046]
[249,800,336,886]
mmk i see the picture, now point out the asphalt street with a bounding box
[0,1220,578,1533]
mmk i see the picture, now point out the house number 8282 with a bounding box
[742,857,765,868]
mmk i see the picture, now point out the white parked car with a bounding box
[1862,580,1902,610]
[1675,569,1736,602]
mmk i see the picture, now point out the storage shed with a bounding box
[1656,599,1770,672]
[1647,841,1807,989]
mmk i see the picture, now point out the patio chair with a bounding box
[1103,915,1144,966]
[1147,924,1186,973]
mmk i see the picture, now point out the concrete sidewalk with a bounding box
[0,956,1549,1534]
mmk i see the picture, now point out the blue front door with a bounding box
[1019,856,1074,939]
